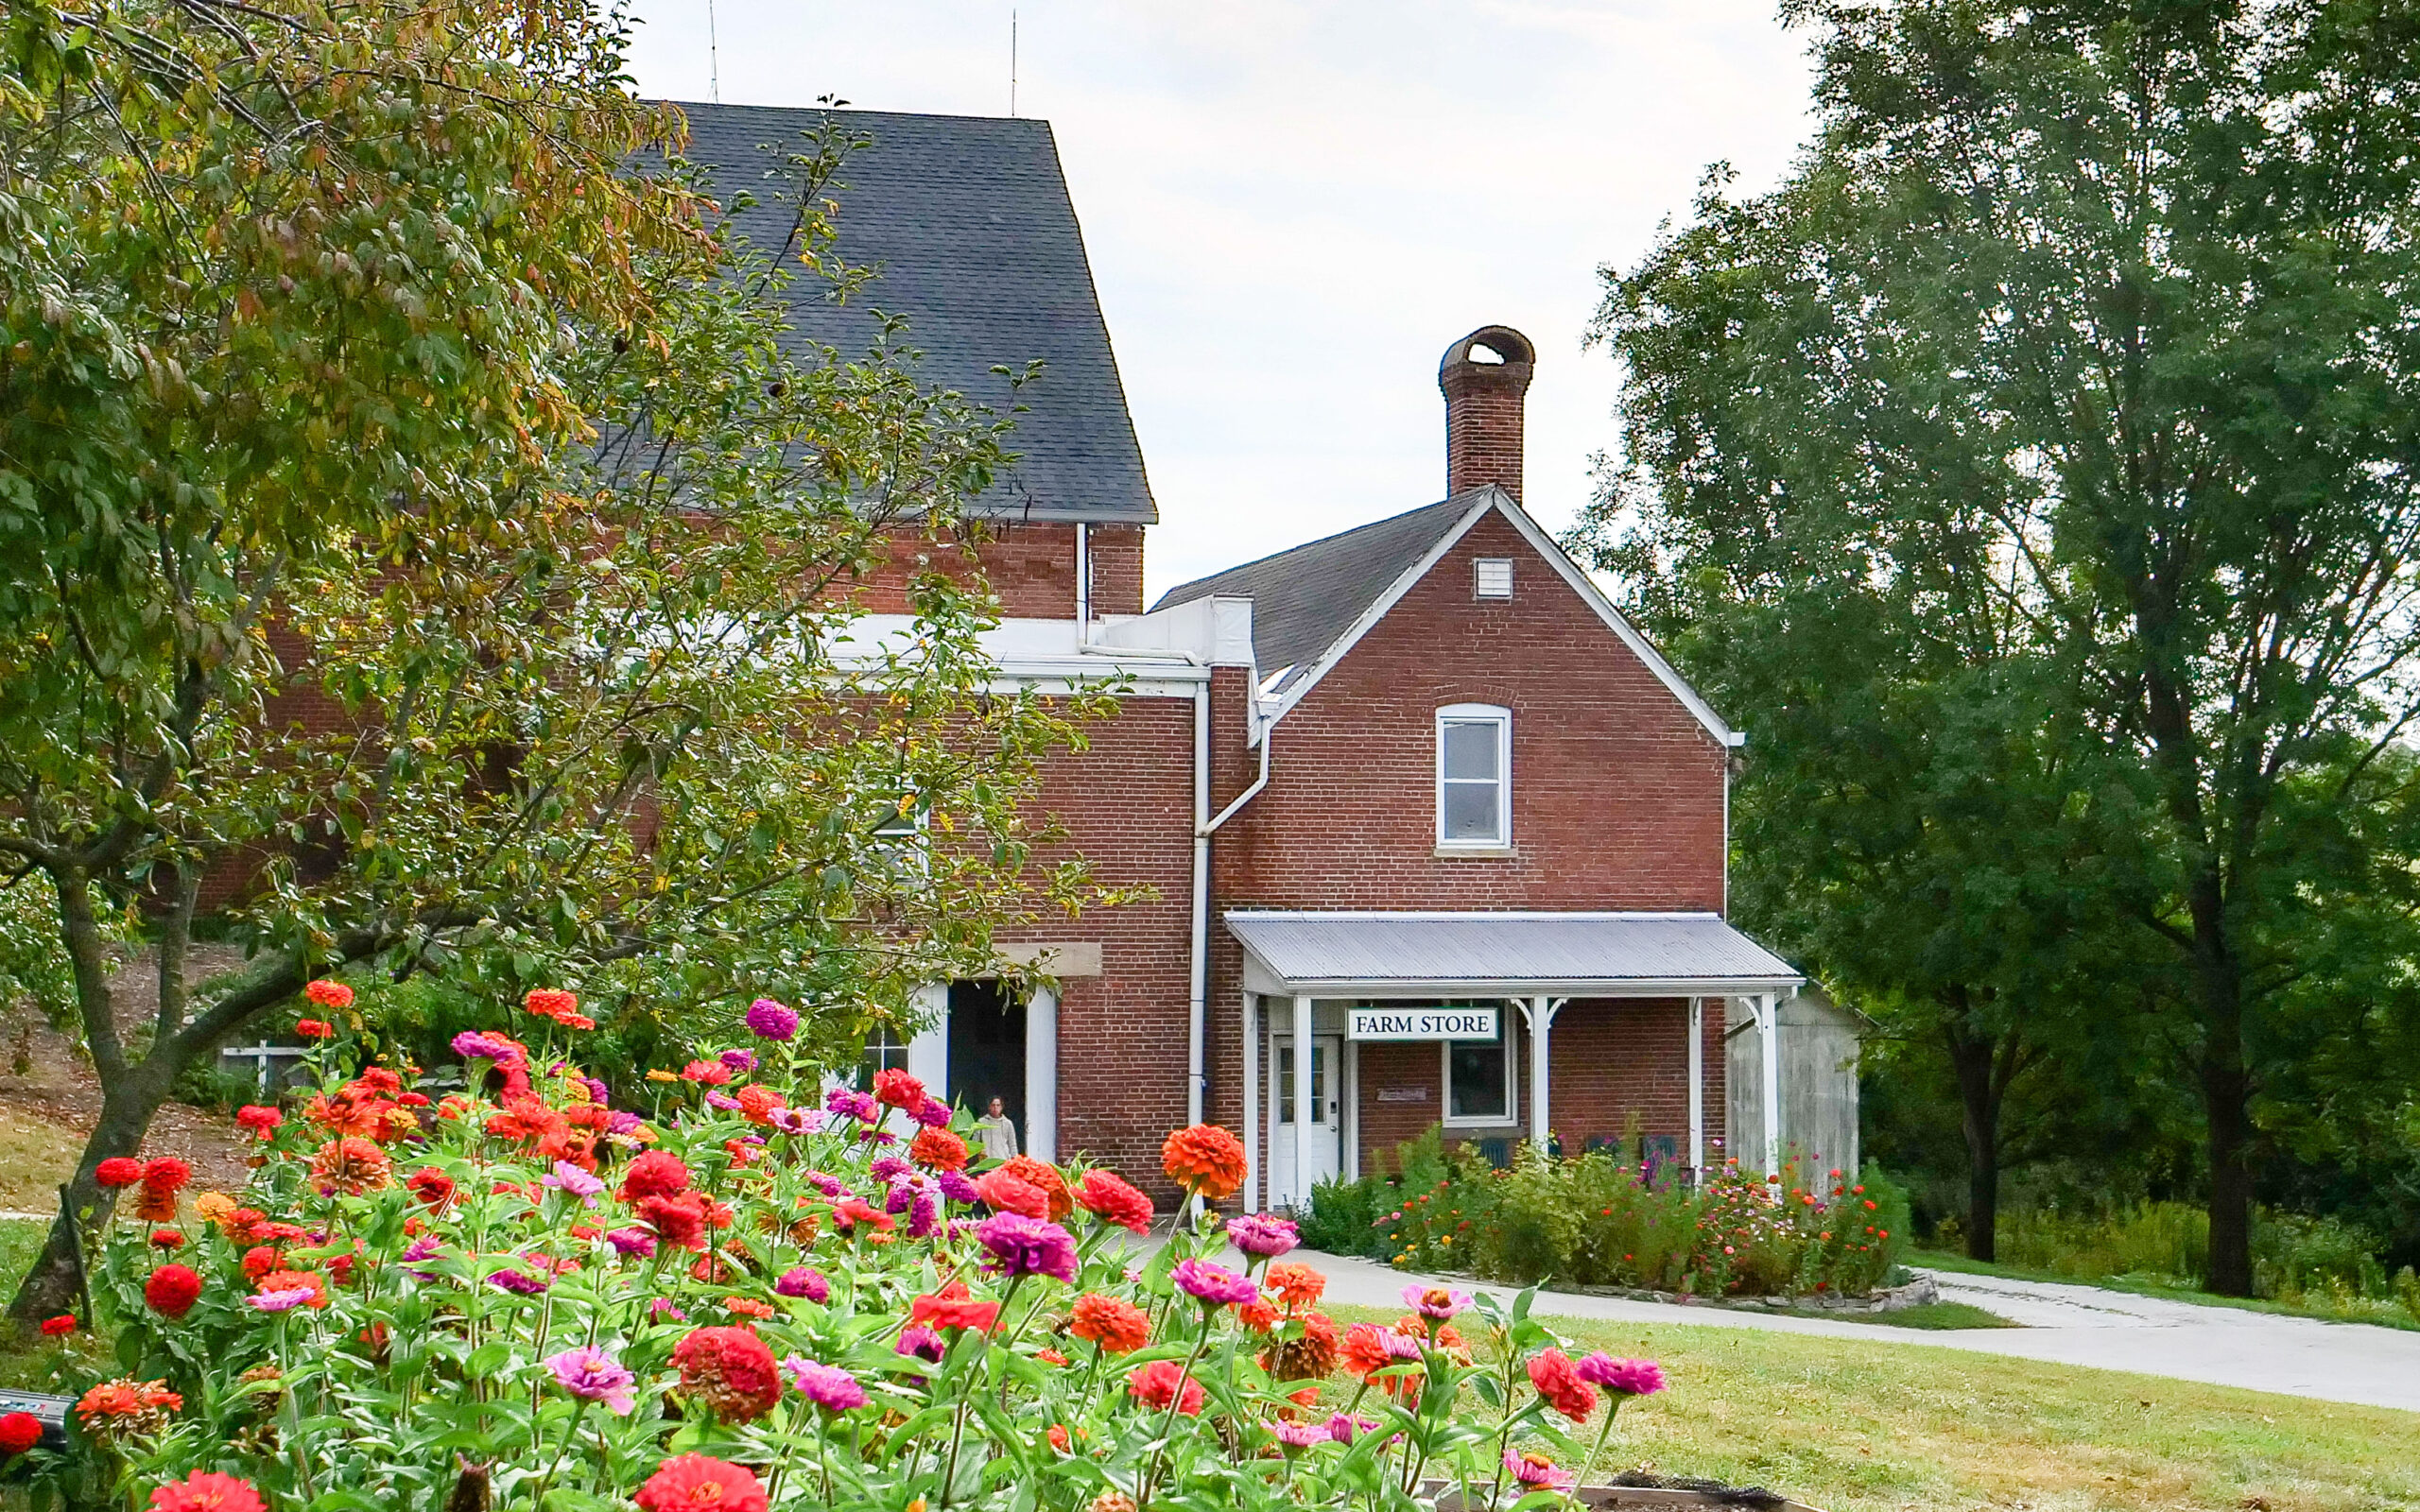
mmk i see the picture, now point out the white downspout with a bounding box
[1188,680,1209,1126]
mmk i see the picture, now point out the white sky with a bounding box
[625,3,1818,602]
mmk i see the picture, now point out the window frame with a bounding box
[1435,703,1512,849]
[1440,1003,1517,1127]
[856,1024,911,1091]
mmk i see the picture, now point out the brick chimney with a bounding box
[1439,325,1535,501]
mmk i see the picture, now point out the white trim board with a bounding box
[1259,487,1740,749]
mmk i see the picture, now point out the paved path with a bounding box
[1287,1248,2420,1414]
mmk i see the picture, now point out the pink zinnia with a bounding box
[544,1344,637,1415]
[774,1266,830,1302]
[975,1212,1079,1282]
[1575,1352,1666,1398]
[743,999,799,1041]
[1172,1257,1258,1307]
[1224,1211,1300,1259]
[1507,1450,1573,1489]
[1272,1418,1327,1448]
[1399,1282,1473,1320]
[783,1357,867,1411]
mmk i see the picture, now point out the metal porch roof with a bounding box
[1225,911,1802,997]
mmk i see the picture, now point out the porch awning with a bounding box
[1226,911,1802,999]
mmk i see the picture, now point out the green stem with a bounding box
[531,1398,592,1508]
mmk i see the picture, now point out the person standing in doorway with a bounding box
[975,1095,1018,1161]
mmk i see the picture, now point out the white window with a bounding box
[1436,704,1511,848]
[1443,1005,1515,1125]
[856,1023,910,1090]
[1474,558,1513,599]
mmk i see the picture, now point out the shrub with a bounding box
[1298,1173,1390,1259]
[1996,1201,2209,1285]
[47,986,1675,1510]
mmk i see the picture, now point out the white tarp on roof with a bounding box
[1226,911,1801,997]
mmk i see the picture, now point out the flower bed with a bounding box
[1305,1134,1909,1299]
[26,986,1677,1510]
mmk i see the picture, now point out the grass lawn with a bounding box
[1911,1247,2420,1333]
[1332,1303,2420,1512]
[1781,1298,2016,1331]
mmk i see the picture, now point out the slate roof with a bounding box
[672,102,1154,524]
[1151,491,1485,691]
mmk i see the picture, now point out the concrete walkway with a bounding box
[1288,1247,2420,1415]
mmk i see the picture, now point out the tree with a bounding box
[1,3,1098,1323]
[1585,0,2420,1292]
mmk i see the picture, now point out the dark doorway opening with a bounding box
[946,980,1025,1134]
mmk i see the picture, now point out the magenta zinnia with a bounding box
[974,1212,1079,1282]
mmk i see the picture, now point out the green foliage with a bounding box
[1333,1137,1905,1299]
[1987,1202,2212,1289]
[1582,0,2420,1289]
[1298,1172,1391,1260]
[167,1060,260,1117]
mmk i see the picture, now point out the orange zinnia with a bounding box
[999,1156,1073,1220]
[1068,1292,1149,1354]
[1160,1124,1247,1201]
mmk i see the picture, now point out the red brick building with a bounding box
[684,104,1810,1207]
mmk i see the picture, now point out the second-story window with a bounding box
[1436,704,1511,848]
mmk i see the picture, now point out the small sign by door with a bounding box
[1348,1006,1498,1041]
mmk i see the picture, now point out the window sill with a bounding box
[1434,845,1515,859]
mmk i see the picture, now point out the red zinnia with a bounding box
[638,1192,711,1251]
[1068,1292,1149,1354]
[144,1264,202,1320]
[406,1166,456,1211]
[972,1169,1048,1220]
[149,1469,266,1512]
[619,1149,692,1203]
[670,1327,782,1422]
[908,1125,969,1173]
[0,1412,37,1455]
[1127,1360,1205,1417]
[148,1229,184,1250]
[234,1106,283,1139]
[1527,1348,1598,1423]
[999,1156,1073,1220]
[633,1454,769,1512]
[303,979,354,1010]
[295,1020,335,1040]
[95,1158,144,1188]
[1160,1124,1248,1201]
[909,1280,1001,1334]
[142,1157,191,1194]
[872,1066,926,1109]
[239,1246,282,1282]
[38,1315,75,1337]
[524,988,579,1021]
[831,1198,895,1234]
[1074,1169,1154,1234]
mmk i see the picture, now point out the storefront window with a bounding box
[856,1024,910,1091]
[1442,1005,1512,1124]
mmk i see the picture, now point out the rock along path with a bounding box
[1284,1247,2420,1415]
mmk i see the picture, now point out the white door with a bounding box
[1269,1033,1342,1210]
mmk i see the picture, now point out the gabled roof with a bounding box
[674,103,1154,524]
[1152,487,1739,746]
[1152,495,1473,690]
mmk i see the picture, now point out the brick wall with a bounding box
[845,521,1144,619]
[1547,997,1726,1162]
[997,689,1198,1202]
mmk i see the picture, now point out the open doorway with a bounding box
[945,979,1025,1133]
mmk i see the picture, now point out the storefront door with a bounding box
[1268,1032,1342,1210]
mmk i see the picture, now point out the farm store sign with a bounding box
[1348,1006,1498,1041]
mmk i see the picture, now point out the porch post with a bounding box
[1241,992,1260,1213]
[1524,997,1558,1156]
[1687,996,1704,1182]
[1026,986,1058,1163]
[1758,992,1782,1177]
[1290,993,1315,1210]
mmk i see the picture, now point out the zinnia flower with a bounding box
[908,1125,969,1172]
[95,1159,144,1189]
[543,1160,606,1204]
[618,1150,692,1202]
[633,1454,769,1512]
[1069,1293,1150,1354]
[544,1344,637,1415]
[148,1469,265,1512]
[294,1019,335,1040]
[784,1358,868,1411]
[606,1228,659,1258]
[1172,1258,1258,1307]
[909,1281,1000,1333]
[1266,1262,1326,1309]
[488,1268,549,1296]
[1527,1348,1599,1422]
[975,1212,1079,1281]
[999,1156,1073,1219]
[1161,1124,1247,1200]
[310,1137,391,1196]
[774,1266,830,1302]
[638,1192,711,1251]
[1223,1211,1299,1259]
[1259,1311,1340,1382]
[671,1327,782,1422]
[744,998,799,1040]
[872,1066,925,1110]
[1400,1283,1472,1321]
[304,979,354,1010]
[1506,1450,1573,1489]
[1272,1419,1327,1449]
[450,1031,524,1067]
[1127,1360,1205,1416]
[234,1106,283,1140]
[144,1264,202,1320]
[972,1169,1049,1219]
[1073,1169,1154,1234]
[1575,1353,1666,1399]
[0,1412,38,1455]
[719,1048,758,1075]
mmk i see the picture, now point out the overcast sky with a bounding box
[625,3,1818,602]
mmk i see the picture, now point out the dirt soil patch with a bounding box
[0,945,254,1216]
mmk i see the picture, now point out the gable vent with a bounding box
[1474,558,1513,599]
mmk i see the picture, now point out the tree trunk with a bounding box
[2198,961,2256,1296]
[9,1071,173,1329]
[1943,1010,2008,1264]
